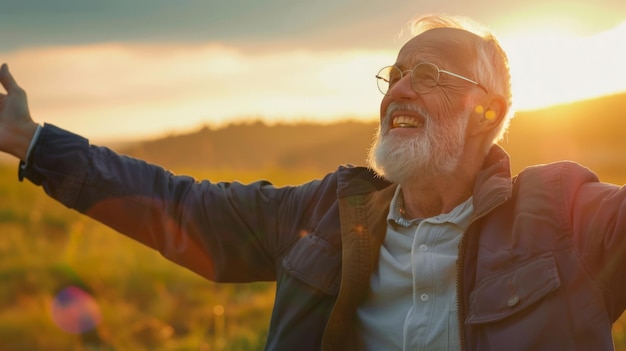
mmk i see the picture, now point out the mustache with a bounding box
[381,102,432,133]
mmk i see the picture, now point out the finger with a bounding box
[0,64,20,94]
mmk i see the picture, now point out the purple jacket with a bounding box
[21,124,626,350]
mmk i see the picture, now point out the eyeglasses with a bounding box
[375,62,488,95]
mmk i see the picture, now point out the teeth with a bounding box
[392,116,422,128]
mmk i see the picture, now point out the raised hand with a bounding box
[0,64,39,160]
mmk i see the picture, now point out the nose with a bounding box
[387,73,418,100]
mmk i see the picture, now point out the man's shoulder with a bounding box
[511,161,602,209]
[516,161,600,186]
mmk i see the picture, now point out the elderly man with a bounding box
[0,14,624,351]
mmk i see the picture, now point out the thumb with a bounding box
[0,63,20,94]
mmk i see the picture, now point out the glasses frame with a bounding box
[375,62,489,95]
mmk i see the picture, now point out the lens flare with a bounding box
[50,286,102,334]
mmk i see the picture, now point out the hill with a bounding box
[117,92,626,183]
[504,93,626,182]
[118,120,378,175]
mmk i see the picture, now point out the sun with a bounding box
[499,20,626,111]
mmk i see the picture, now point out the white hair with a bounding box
[404,14,514,144]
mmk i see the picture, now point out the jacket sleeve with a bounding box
[565,165,626,319]
[20,124,322,283]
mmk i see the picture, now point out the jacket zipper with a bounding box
[456,196,509,351]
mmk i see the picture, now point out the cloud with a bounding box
[3,8,625,141]
[11,0,624,52]
[3,43,393,140]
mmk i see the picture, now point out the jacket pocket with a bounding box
[282,233,341,295]
[467,253,561,324]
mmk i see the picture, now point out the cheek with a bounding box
[430,89,473,118]
[379,95,392,120]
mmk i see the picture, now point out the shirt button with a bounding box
[420,294,429,302]
[419,244,428,252]
[507,295,520,307]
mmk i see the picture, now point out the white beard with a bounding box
[367,102,470,184]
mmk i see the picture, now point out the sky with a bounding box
[1,0,626,141]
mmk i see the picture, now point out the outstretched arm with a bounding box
[2,62,309,282]
[0,63,40,161]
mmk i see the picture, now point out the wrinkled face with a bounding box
[367,28,484,183]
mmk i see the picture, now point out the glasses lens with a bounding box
[412,63,439,93]
[376,66,401,95]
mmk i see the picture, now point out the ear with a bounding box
[470,94,507,136]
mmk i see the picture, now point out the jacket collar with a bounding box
[335,144,513,215]
[336,166,391,198]
[471,145,513,218]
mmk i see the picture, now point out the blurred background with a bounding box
[1,1,626,350]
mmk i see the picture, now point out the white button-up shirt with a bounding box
[357,185,474,350]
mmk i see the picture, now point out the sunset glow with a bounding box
[501,20,626,110]
[6,45,390,140]
[3,19,626,141]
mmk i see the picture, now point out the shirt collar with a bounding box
[387,185,474,229]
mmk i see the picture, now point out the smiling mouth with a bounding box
[392,116,424,129]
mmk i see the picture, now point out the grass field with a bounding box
[0,165,291,350]
[2,158,626,350]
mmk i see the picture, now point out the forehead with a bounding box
[396,27,480,68]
